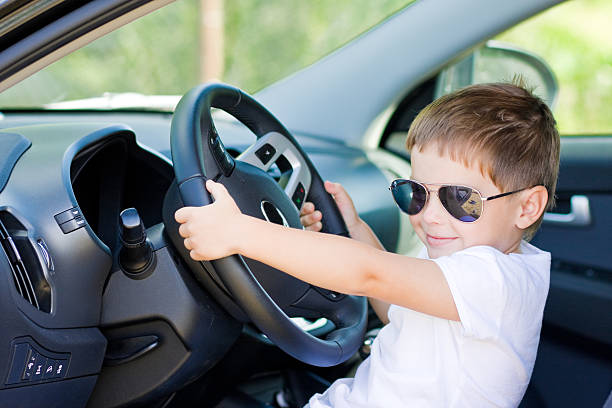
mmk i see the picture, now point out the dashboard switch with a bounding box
[54,207,81,224]
[59,216,86,233]
[42,359,57,379]
[22,348,38,380]
[56,207,86,233]
[52,359,68,378]
[32,354,47,380]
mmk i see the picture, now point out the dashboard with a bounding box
[0,111,401,407]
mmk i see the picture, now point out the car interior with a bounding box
[0,0,610,407]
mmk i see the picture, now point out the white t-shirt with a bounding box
[307,241,550,408]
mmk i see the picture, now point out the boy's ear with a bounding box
[515,186,549,230]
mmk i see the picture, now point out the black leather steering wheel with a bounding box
[166,83,367,367]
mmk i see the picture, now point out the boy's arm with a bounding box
[176,180,459,322]
[347,220,391,324]
[301,184,391,324]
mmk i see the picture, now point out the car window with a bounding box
[0,0,413,109]
[494,0,611,135]
[438,0,611,136]
[382,0,610,156]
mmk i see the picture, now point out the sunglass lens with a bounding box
[391,180,427,215]
[438,185,482,222]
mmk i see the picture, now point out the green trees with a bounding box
[1,0,407,105]
[1,0,610,135]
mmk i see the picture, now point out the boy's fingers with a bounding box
[324,180,343,197]
[324,181,350,204]
[190,249,202,261]
[206,179,231,203]
[300,202,315,215]
[300,210,321,226]
[178,223,190,238]
[323,180,336,194]
[305,221,322,232]
[175,207,193,223]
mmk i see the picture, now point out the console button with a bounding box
[42,359,56,379]
[54,207,81,224]
[255,144,276,165]
[32,355,47,380]
[22,349,38,381]
[59,216,86,234]
[53,359,68,378]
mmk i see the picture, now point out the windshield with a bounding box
[0,0,412,110]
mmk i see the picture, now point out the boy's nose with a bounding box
[420,192,447,224]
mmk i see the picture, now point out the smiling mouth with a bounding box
[426,234,457,246]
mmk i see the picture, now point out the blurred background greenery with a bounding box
[497,0,612,134]
[0,0,610,136]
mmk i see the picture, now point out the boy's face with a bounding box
[409,144,523,259]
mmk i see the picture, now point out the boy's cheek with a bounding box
[408,215,423,234]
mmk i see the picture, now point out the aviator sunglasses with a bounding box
[389,179,531,223]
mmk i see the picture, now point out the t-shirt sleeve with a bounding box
[433,246,509,339]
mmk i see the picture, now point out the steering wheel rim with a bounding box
[168,82,367,367]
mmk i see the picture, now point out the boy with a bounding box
[175,82,560,407]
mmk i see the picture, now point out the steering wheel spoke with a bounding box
[238,131,312,211]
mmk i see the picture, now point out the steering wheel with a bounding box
[164,83,367,367]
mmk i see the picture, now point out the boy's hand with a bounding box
[300,181,361,233]
[175,180,243,261]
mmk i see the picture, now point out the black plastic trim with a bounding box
[0,0,152,81]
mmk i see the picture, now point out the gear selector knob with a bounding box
[119,208,154,278]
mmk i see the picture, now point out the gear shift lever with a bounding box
[118,208,154,278]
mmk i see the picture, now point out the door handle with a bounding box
[543,195,591,227]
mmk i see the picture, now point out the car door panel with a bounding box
[524,136,612,407]
[531,136,612,344]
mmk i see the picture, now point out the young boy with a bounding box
[175,82,560,407]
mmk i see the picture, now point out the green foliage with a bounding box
[0,0,610,135]
[0,0,408,106]
[496,0,612,134]
[0,1,200,104]
[222,0,408,92]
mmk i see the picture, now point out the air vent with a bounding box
[0,211,51,312]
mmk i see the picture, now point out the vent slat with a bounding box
[15,262,40,310]
[5,246,36,308]
[9,266,24,298]
[0,215,48,312]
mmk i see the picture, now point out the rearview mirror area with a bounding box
[436,40,559,109]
